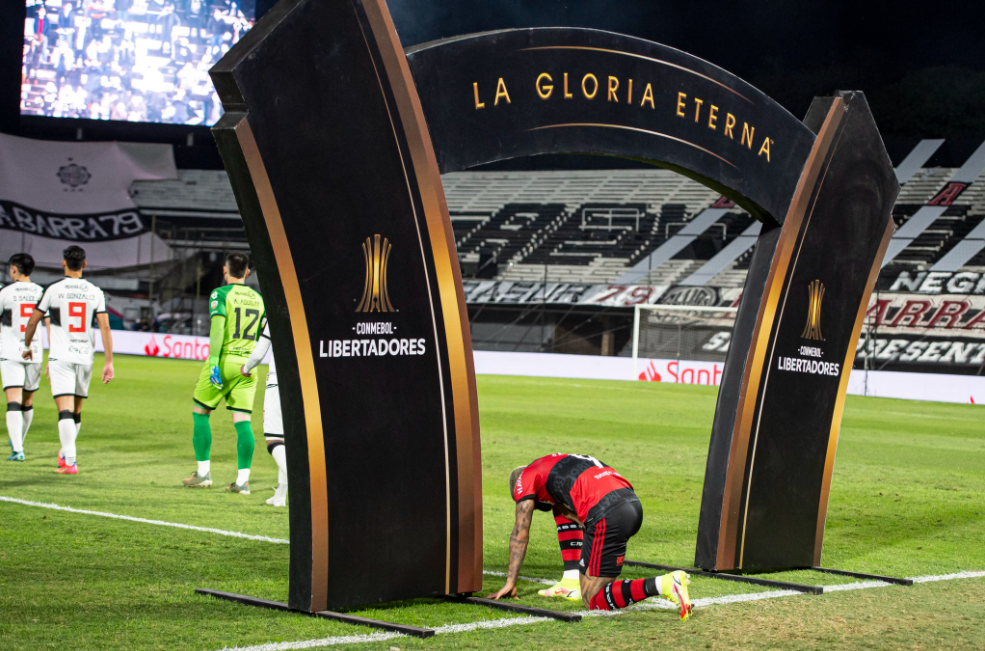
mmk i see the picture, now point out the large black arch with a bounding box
[208,0,899,612]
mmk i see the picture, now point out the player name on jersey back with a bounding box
[0,281,44,361]
[37,277,107,365]
[210,284,265,360]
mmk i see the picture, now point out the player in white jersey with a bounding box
[1,254,44,462]
[240,323,287,506]
[23,246,115,475]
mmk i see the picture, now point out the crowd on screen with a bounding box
[20,0,254,125]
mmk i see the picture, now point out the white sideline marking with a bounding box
[220,632,402,650]
[0,495,292,544]
[215,616,552,651]
[3,495,983,651]
[913,570,985,583]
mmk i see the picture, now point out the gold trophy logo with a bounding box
[357,234,395,313]
[801,279,825,341]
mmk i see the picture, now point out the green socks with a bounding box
[192,412,212,462]
[234,420,255,470]
[193,412,254,480]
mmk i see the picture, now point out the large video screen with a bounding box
[20,0,255,125]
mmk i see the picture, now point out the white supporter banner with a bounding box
[461,280,669,306]
[0,134,177,270]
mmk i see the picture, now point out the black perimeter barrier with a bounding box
[199,0,911,633]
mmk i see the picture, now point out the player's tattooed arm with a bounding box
[555,502,583,527]
[488,499,535,600]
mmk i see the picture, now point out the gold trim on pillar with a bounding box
[716,98,846,569]
[814,218,895,565]
[234,118,329,612]
[358,0,482,594]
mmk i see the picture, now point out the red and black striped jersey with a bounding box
[512,453,634,522]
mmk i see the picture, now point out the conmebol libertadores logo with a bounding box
[357,234,394,313]
[801,279,826,341]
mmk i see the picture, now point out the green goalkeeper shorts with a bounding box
[192,357,258,413]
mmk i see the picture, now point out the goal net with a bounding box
[631,304,738,368]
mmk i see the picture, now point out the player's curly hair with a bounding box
[508,466,526,497]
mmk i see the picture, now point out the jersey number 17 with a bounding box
[232,307,260,340]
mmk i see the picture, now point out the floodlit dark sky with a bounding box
[390,0,985,74]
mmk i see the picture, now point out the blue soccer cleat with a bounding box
[7,439,24,461]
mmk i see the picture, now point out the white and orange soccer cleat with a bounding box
[661,570,693,620]
[182,472,212,488]
[55,464,78,475]
[537,578,582,601]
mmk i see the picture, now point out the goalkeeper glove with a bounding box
[209,364,223,389]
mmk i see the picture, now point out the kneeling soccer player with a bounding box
[489,453,693,619]
[240,323,287,507]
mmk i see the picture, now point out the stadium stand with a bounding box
[128,157,985,290]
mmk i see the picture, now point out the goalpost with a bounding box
[631,304,739,376]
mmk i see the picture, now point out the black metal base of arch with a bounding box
[624,561,822,594]
[195,589,436,638]
[811,566,914,586]
[625,561,914,593]
[445,594,583,622]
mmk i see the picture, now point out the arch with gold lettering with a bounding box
[406,28,816,225]
[209,0,899,612]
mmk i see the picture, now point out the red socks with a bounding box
[588,578,659,610]
[554,514,584,572]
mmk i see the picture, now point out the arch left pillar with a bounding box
[210,0,482,612]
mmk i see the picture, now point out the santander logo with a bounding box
[638,361,662,382]
[124,332,211,361]
[638,360,723,386]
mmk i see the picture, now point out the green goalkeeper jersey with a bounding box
[208,283,266,362]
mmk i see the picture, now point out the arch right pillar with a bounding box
[695,91,900,571]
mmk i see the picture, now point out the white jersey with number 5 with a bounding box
[36,277,107,366]
[0,281,44,362]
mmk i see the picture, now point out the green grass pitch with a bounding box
[0,355,982,650]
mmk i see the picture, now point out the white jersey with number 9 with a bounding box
[36,277,107,366]
[0,281,44,362]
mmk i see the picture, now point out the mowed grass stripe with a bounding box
[0,495,559,587]
[1,355,982,650]
[218,572,985,651]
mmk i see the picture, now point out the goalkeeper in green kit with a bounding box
[183,252,266,494]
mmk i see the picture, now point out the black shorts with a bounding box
[580,490,643,578]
